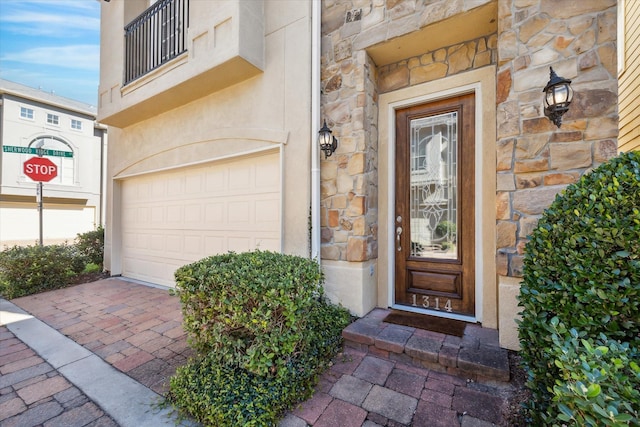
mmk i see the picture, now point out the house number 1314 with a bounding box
[411,294,453,313]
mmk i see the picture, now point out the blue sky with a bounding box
[0,0,100,106]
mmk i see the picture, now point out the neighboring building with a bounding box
[99,0,619,350]
[0,79,107,247]
[618,0,639,152]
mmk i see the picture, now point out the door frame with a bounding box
[378,69,496,325]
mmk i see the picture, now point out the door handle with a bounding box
[396,226,403,251]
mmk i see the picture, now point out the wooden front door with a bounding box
[394,93,475,317]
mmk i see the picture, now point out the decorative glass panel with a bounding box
[409,112,458,259]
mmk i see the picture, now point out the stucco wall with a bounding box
[101,1,313,275]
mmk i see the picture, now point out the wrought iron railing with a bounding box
[124,0,189,85]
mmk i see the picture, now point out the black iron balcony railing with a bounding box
[124,0,189,85]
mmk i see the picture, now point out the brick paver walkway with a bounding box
[11,279,194,395]
[6,278,520,426]
[282,346,513,426]
[0,326,117,427]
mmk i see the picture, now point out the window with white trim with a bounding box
[47,114,59,125]
[20,107,34,119]
[71,119,82,130]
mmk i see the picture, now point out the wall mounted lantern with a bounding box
[543,67,573,128]
[318,120,338,159]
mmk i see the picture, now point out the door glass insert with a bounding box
[409,112,458,260]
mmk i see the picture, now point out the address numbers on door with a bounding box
[410,294,453,313]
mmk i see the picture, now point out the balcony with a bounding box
[124,0,189,86]
[98,0,265,128]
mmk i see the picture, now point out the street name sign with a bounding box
[3,145,73,158]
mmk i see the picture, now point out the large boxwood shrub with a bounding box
[168,250,351,425]
[518,151,640,425]
[0,244,85,299]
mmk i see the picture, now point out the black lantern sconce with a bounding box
[543,67,573,128]
[318,120,338,159]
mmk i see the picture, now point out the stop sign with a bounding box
[23,157,58,182]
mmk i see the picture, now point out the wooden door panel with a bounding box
[395,93,475,317]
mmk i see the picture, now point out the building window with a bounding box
[71,119,82,130]
[47,114,59,125]
[20,107,34,119]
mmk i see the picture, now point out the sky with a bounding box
[0,0,100,106]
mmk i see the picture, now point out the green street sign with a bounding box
[2,145,73,158]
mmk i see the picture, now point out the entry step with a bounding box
[342,308,510,383]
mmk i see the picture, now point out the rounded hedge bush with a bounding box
[173,250,350,377]
[169,250,352,425]
[518,151,640,423]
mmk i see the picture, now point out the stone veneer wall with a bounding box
[377,34,498,93]
[320,0,497,263]
[495,0,618,280]
[496,0,619,350]
[320,50,379,263]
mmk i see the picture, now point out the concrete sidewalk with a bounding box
[2,278,522,426]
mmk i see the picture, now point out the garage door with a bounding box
[120,152,281,287]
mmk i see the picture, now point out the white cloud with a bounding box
[0,1,99,37]
[1,12,99,34]
[2,45,100,71]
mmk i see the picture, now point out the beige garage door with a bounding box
[120,152,281,287]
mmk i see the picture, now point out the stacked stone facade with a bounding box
[320,50,379,263]
[377,34,498,93]
[495,0,618,279]
[319,0,618,348]
[320,0,499,263]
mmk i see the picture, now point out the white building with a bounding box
[0,79,107,247]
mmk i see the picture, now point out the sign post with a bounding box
[36,182,43,245]
[23,157,58,246]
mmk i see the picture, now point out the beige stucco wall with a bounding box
[101,1,313,275]
[99,1,266,127]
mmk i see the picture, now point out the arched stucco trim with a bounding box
[113,128,289,178]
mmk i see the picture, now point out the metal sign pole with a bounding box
[37,147,44,247]
[37,182,43,246]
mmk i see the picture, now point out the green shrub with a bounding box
[0,244,85,299]
[518,151,640,424]
[82,262,101,274]
[435,220,457,242]
[168,250,351,425]
[74,226,104,268]
[169,298,349,426]
[549,325,639,427]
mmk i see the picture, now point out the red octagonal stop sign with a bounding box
[23,157,58,182]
